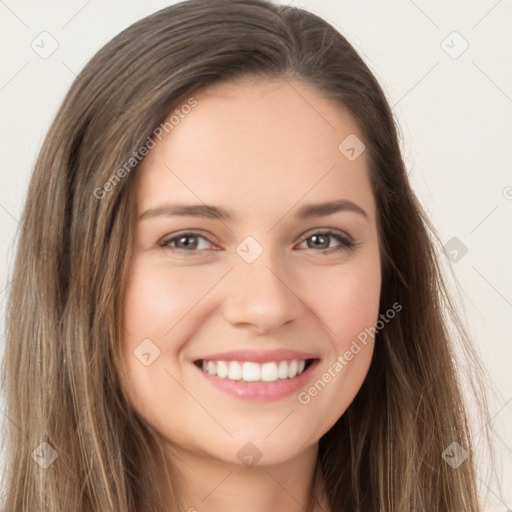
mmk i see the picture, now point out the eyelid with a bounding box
[295,228,356,253]
[297,227,353,244]
[158,230,219,251]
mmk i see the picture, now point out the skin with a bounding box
[120,77,382,512]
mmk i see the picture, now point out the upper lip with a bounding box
[194,348,319,364]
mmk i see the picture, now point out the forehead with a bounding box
[136,77,375,224]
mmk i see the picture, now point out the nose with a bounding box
[221,256,305,335]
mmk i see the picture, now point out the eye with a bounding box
[158,229,356,254]
[297,229,355,253]
[158,231,214,251]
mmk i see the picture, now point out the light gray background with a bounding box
[1,0,510,509]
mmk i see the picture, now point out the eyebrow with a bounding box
[138,199,368,221]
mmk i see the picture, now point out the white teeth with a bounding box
[199,359,309,382]
[261,362,278,382]
[228,361,242,380]
[217,360,229,378]
[277,360,289,379]
[207,361,216,375]
[242,362,260,381]
[288,359,298,378]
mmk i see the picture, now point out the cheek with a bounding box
[293,255,381,437]
[120,258,215,419]
[120,258,213,404]
[307,258,381,348]
[123,258,216,341]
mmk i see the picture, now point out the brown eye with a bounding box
[175,235,199,249]
[159,232,213,251]
[306,234,331,249]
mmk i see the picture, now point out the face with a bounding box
[120,77,381,468]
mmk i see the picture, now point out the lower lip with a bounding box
[194,360,319,401]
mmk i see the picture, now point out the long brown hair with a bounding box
[0,1,499,510]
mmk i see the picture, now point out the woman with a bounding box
[0,0,498,510]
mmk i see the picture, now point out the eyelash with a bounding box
[158,229,356,255]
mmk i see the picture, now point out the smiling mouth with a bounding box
[193,358,316,383]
